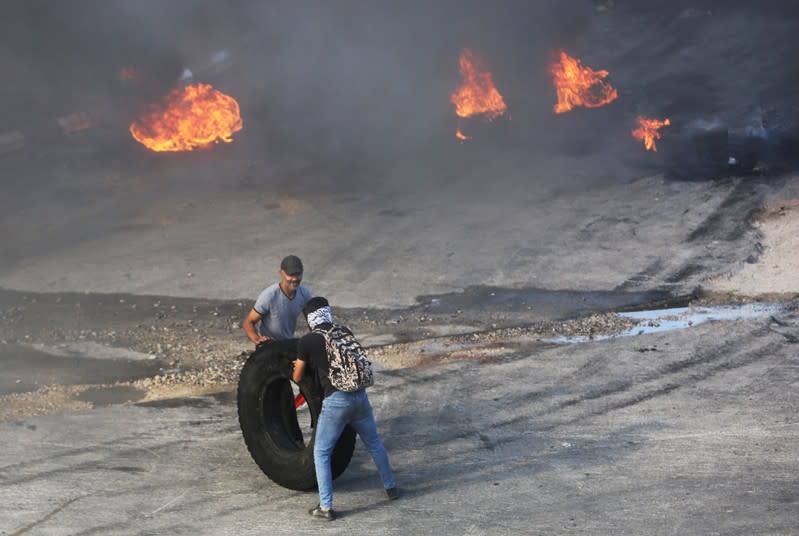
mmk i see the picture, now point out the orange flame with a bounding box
[550,50,618,114]
[455,127,471,142]
[129,83,243,152]
[632,116,670,151]
[451,48,507,124]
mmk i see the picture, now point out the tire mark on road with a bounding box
[551,326,771,412]
[0,439,185,486]
[9,495,83,536]
[686,179,763,243]
[492,326,781,431]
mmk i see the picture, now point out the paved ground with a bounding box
[2,2,799,534]
[2,310,797,535]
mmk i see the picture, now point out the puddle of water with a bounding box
[0,342,163,396]
[547,303,785,344]
[132,389,234,409]
[418,286,675,319]
[618,303,785,335]
[136,396,214,409]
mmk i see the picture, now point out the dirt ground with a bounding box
[705,198,799,296]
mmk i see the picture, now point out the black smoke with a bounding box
[1,0,799,186]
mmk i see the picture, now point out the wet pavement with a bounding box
[416,286,674,317]
[0,342,162,397]
[546,302,790,343]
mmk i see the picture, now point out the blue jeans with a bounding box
[314,389,395,509]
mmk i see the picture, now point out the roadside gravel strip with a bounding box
[3,285,794,421]
[0,285,642,419]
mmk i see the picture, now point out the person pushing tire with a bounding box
[292,297,398,521]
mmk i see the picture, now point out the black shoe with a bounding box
[385,487,399,501]
[309,505,336,521]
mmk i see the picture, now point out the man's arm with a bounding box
[243,308,269,346]
[292,358,306,383]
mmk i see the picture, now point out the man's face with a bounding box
[279,269,302,292]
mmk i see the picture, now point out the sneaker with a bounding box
[385,487,399,501]
[309,505,335,521]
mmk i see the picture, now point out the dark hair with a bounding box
[303,296,330,317]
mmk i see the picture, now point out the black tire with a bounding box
[237,338,356,491]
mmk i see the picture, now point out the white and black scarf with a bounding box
[306,306,333,329]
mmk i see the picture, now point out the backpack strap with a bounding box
[312,324,338,362]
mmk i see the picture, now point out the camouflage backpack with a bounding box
[313,324,374,392]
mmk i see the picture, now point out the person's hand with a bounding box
[254,335,269,346]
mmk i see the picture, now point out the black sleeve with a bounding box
[297,333,325,366]
[297,334,311,363]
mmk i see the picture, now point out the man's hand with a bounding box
[254,335,270,346]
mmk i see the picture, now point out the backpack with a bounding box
[313,324,374,392]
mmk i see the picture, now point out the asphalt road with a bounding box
[2,3,799,534]
[2,311,797,535]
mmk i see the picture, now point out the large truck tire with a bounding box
[237,339,356,491]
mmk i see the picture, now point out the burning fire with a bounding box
[550,50,618,114]
[451,48,507,120]
[450,48,506,140]
[632,116,671,151]
[455,127,471,142]
[130,83,243,152]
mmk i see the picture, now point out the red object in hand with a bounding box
[294,394,306,408]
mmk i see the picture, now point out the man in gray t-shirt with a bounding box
[243,255,313,345]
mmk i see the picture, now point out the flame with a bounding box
[455,127,471,142]
[450,48,506,140]
[451,48,507,119]
[632,116,670,151]
[130,83,243,152]
[550,50,618,113]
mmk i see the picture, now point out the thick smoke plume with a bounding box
[1,0,798,189]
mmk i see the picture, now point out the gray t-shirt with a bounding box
[253,283,313,340]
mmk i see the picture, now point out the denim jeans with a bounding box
[314,389,395,509]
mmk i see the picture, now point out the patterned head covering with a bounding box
[306,306,333,329]
[303,296,333,329]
